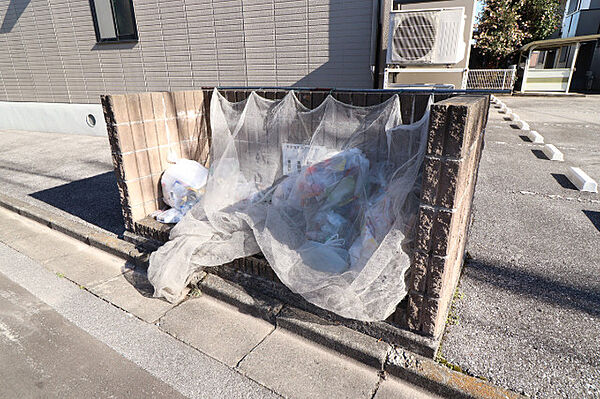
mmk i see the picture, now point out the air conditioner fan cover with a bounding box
[393,13,437,61]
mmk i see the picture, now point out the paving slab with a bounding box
[89,269,177,323]
[160,295,275,367]
[5,226,90,264]
[0,207,47,244]
[238,328,380,399]
[374,376,444,399]
[0,271,186,398]
[276,306,390,370]
[199,272,284,322]
[42,249,133,287]
[0,206,132,287]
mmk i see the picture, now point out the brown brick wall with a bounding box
[406,95,490,339]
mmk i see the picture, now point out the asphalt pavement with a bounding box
[440,96,600,398]
[0,129,123,235]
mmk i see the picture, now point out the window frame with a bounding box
[89,0,139,44]
[566,0,580,15]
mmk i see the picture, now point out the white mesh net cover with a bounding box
[148,89,430,321]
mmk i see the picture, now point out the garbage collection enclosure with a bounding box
[102,88,489,351]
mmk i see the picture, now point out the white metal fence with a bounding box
[466,69,517,91]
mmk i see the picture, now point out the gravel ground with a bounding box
[441,96,600,398]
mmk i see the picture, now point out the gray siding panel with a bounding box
[0,0,374,104]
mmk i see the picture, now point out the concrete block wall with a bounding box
[407,95,489,339]
[102,88,438,230]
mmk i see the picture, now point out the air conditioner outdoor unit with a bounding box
[387,8,466,65]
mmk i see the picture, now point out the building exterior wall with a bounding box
[561,0,600,90]
[0,0,377,105]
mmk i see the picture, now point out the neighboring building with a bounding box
[517,0,600,94]
[0,0,475,135]
[561,0,600,91]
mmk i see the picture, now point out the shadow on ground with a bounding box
[465,259,600,318]
[583,210,600,232]
[123,268,155,298]
[29,172,125,236]
[551,173,578,190]
[531,149,548,160]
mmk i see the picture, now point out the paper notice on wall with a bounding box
[282,143,339,175]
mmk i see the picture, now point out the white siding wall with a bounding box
[0,0,375,104]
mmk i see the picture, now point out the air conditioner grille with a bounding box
[387,8,466,65]
[393,14,436,61]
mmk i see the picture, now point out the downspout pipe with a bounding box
[371,0,383,89]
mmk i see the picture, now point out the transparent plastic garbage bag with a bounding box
[155,159,209,223]
[148,89,430,321]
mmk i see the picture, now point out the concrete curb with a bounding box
[211,265,441,357]
[276,306,390,371]
[513,92,586,98]
[542,144,564,161]
[526,130,544,144]
[0,193,150,268]
[385,348,525,399]
[514,119,530,131]
[566,167,598,193]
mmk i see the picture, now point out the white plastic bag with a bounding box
[161,159,208,214]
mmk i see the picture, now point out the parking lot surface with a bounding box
[441,96,600,398]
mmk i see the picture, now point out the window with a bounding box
[89,0,138,43]
[544,49,557,69]
[558,46,571,67]
[567,0,580,15]
[529,51,540,68]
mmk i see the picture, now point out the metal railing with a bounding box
[466,68,517,91]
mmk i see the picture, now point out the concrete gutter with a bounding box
[0,192,524,399]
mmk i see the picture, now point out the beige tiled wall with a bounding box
[0,0,375,105]
[103,90,209,226]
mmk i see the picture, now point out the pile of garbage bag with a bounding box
[148,89,430,321]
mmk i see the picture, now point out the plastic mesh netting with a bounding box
[148,89,430,321]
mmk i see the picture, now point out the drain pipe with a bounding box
[373,0,393,89]
[371,0,383,88]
